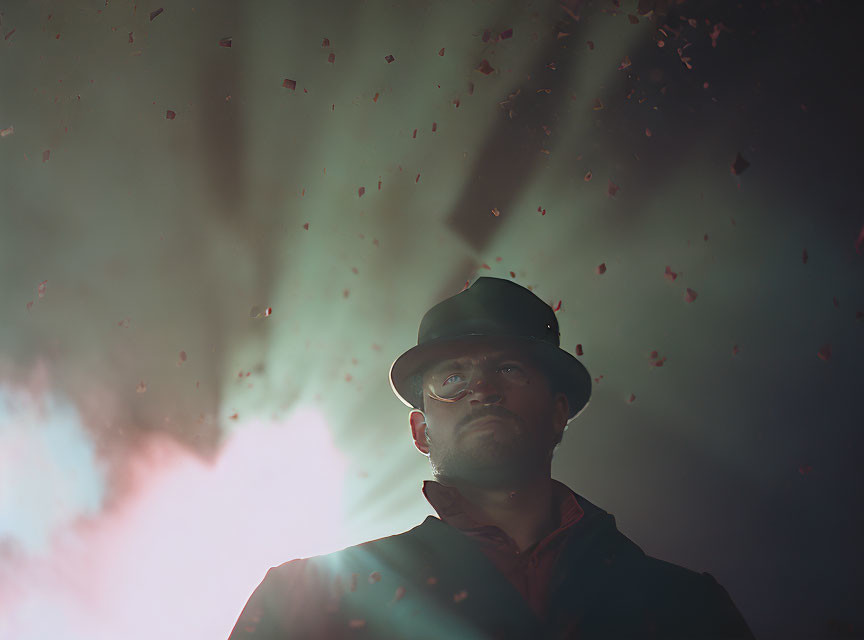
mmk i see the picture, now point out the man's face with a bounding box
[409,342,569,490]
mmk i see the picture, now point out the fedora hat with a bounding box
[389,277,592,421]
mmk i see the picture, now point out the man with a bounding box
[228,277,756,639]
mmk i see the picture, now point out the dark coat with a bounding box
[228,492,756,639]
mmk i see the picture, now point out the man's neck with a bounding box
[449,474,558,552]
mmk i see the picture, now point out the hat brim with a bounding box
[389,334,592,421]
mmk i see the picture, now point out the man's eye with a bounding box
[443,373,464,386]
[499,364,523,374]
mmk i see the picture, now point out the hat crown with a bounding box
[418,277,560,347]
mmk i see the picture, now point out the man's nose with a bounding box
[468,376,503,405]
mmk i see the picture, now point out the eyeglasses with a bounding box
[424,355,532,403]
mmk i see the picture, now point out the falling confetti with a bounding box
[575,344,583,356]
[817,344,831,361]
[645,127,652,137]
[587,41,595,50]
[500,28,513,39]
[322,38,330,47]
[358,186,365,197]
[432,122,437,132]
[384,54,395,63]
[627,394,636,403]
[684,288,698,303]
[328,52,335,63]
[553,300,562,312]
[608,181,620,197]
[282,78,296,90]
[491,208,500,217]
[25,301,33,311]
[592,98,604,110]
[730,152,750,175]
[303,222,309,230]
[0,126,13,137]
[476,59,494,75]
[42,150,50,162]
[509,271,516,278]
[150,8,163,21]
[595,263,607,275]
[218,37,232,48]
[136,381,147,393]
[618,55,632,70]
[427,576,438,585]
[663,266,678,281]
[415,173,420,183]
[438,47,445,56]
[412,129,417,139]
[584,170,593,181]
[166,110,176,120]
[453,590,469,603]
[37,280,48,298]
[368,571,382,584]
[392,586,407,602]
[732,344,741,355]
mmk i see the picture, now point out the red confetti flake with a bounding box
[351,267,358,275]
[607,180,620,197]
[468,82,474,95]
[42,150,50,162]
[732,344,741,355]
[0,126,13,137]
[491,208,500,217]
[854,224,864,253]
[432,122,437,132]
[730,152,750,175]
[645,127,652,137]
[179,350,187,362]
[684,288,698,303]
[345,374,352,382]
[657,39,665,48]
[482,29,492,42]
[480,263,491,270]
[128,32,134,44]
[817,343,831,361]
[584,170,593,181]
[348,620,366,629]
[627,14,639,24]
[5,28,16,41]
[649,350,658,360]
[303,222,309,230]
[426,576,438,585]
[617,55,632,70]
[393,586,407,602]
[664,266,678,281]
[358,186,365,197]
[385,54,395,63]
[704,233,709,242]
[627,394,636,403]
[509,271,515,278]
[136,381,147,393]
[415,173,420,183]
[595,263,607,275]
[802,248,808,264]
[282,78,296,90]
[538,207,546,215]
[553,300,562,312]
[378,179,382,190]
[575,344,583,356]
[500,28,513,39]
[452,99,460,108]
[322,38,330,47]
[150,8,163,21]
[592,98,604,110]
[412,129,417,139]
[476,59,494,75]
[166,110,176,120]
[218,37,232,48]
[461,280,470,292]
[438,47,445,56]
[557,31,571,39]
[328,52,335,63]
[343,289,350,298]
[798,465,813,475]
[37,280,48,298]
[593,375,604,384]
[453,590,469,603]
[373,238,379,246]
[652,356,667,367]
[25,301,33,311]
[587,40,595,50]
[495,256,502,262]
[264,306,272,316]
[373,92,379,102]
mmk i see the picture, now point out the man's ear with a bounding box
[409,410,430,456]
